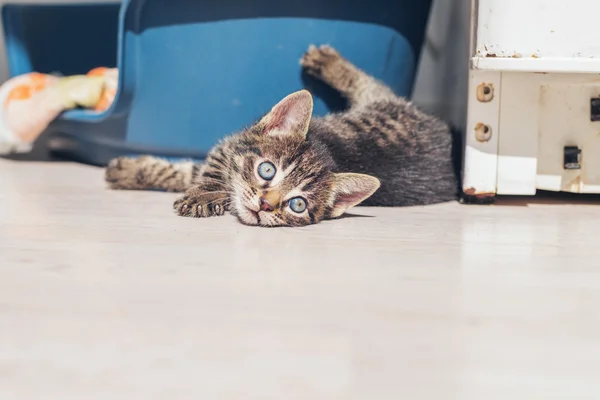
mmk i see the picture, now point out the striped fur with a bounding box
[105,45,457,227]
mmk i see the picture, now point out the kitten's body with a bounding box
[106,45,457,226]
[309,103,456,206]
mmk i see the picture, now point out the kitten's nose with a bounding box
[259,197,275,212]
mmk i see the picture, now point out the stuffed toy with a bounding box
[0,67,117,154]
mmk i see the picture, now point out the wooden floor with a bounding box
[1,159,600,399]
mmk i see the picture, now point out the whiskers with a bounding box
[203,196,232,209]
[228,178,252,218]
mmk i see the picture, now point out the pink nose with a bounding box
[259,197,274,212]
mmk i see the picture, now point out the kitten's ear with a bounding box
[329,173,381,218]
[259,90,313,138]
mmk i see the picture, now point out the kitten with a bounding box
[105,45,458,227]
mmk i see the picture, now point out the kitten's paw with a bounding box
[300,44,342,77]
[105,156,146,190]
[174,193,228,218]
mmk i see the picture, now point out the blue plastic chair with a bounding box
[2,0,432,165]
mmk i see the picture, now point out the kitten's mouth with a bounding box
[246,207,260,223]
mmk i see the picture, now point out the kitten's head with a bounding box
[229,90,380,227]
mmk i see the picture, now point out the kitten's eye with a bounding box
[288,197,307,213]
[257,161,276,180]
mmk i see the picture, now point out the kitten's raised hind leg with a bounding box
[300,45,396,108]
[105,156,197,192]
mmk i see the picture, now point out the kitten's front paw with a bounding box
[174,193,228,218]
[105,156,144,190]
[300,44,342,77]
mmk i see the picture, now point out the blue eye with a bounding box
[258,161,276,180]
[288,197,307,213]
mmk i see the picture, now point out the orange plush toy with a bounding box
[0,67,118,155]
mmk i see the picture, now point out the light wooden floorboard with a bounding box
[1,160,599,399]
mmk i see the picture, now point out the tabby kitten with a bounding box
[105,45,457,227]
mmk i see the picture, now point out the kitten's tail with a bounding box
[105,155,199,192]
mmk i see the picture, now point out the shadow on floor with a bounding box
[493,191,600,207]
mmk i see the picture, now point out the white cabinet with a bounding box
[463,0,600,198]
